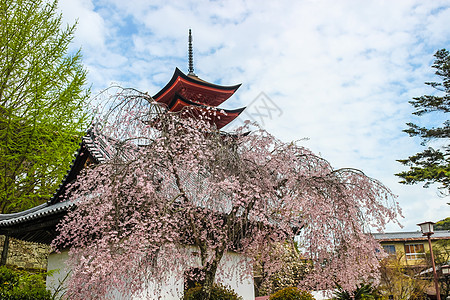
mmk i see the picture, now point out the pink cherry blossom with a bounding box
[53,88,401,299]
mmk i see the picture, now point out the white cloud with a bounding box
[58,0,450,231]
[58,0,106,50]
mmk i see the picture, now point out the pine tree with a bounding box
[397,49,450,195]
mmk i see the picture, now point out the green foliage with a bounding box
[333,284,376,300]
[0,266,51,300]
[435,217,450,230]
[255,243,309,297]
[0,0,90,214]
[182,283,243,300]
[376,253,427,300]
[269,287,315,300]
[396,49,450,194]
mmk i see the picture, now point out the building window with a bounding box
[404,244,425,260]
[382,245,396,255]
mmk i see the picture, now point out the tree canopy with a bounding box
[396,49,450,195]
[0,0,90,213]
[435,217,450,230]
[53,88,401,300]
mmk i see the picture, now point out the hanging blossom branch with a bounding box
[52,87,402,300]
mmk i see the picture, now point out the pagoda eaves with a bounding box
[153,67,245,129]
[169,93,245,129]
[153,68,241,107]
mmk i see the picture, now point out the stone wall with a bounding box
[0,235,50,270]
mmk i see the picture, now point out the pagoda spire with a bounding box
[188,29,195,76]
[152,32,245,130]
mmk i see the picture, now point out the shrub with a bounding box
[183,283,243,300]
[270,286,315,300]
[333,284,376,300]
[0,266,51,300]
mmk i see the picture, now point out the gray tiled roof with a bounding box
[0,200,75,227]
[82,131,112,163]
[47,130,111,205]
[373,230,450,241]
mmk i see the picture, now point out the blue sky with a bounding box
[59,0,450,231]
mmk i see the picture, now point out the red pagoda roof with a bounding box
[153,68,241,107]
[169,94,245,129]
[152,67,245,129]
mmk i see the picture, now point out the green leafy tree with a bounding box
[435,217,450,230]
[0,0,89,264]
[396,49,450,195]
[0,0,90,214]
[377,253,427,300]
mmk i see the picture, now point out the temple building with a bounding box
[0,30,253,299]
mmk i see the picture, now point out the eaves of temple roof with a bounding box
[168,93,245,130]
[153,68,241,107]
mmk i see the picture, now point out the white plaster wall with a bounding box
[46,249,70,298]
[46,248,254,300]
[131,269,185,300]
[216,251,254,300]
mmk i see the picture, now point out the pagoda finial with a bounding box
[188,29,195,75]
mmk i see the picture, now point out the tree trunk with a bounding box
[199,268,216,300]
[1,235,10,266]
[198,248,225,300]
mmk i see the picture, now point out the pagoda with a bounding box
[153,29,245,129]
[0,30,246,245]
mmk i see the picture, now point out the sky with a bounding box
[58,0,450,232]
